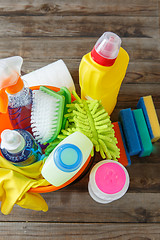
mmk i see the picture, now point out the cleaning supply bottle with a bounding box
[41,131,93,187]
[0,56,32,133]
[0,129,42,166]
[79,32,129,115]
[88,160,129,203]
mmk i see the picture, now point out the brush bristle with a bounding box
[31,90,60,144]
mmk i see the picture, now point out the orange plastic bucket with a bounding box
[0,86,92,193]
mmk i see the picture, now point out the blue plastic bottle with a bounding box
[0,129,42,166]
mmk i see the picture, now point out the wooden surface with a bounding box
[0,0,160,239]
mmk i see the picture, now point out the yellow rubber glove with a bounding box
[0,156,50,215]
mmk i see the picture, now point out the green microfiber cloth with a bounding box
[45,91,120,160]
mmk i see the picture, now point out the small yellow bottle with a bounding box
[79,32,129,115]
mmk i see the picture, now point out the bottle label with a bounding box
[1,135,33,162]
[8,89,32,134]
[1,129,42,166]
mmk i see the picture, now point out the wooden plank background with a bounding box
[0,0,160,239]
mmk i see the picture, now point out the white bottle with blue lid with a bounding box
[41,131,93,186]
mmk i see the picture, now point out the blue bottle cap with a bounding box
[53,143,83,172]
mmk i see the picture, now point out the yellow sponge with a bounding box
[137,95,160,142]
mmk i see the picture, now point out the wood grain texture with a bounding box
[0,193,160,223]
[0,0,158,16]
[0,16,158,38]
[0,222,159,240]
[0,0,159,238]
[0,38,159,61]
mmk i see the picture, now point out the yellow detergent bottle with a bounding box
[79,32,129,115]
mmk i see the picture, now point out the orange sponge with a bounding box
[113,122,131,166]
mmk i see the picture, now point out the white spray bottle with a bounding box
[0,56,32,133]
